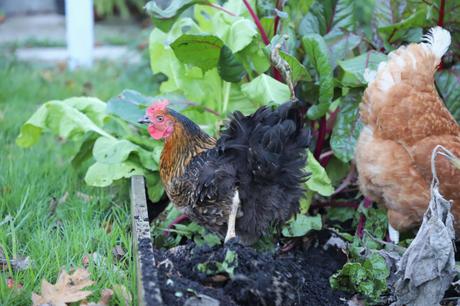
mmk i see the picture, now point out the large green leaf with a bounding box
[337,51,387,87]
[92,137,158,171]
[305,151,333,196]
[302,34,334,107]
[171,34,224,71]
[324,30,361,68]
[146,173,164,202]
[436,64,460,123]
[225,18,258,53]
[106,90,153,125]
[84,161,144,187]
[145,0,210,32]
[330,92,363,163]
[378,6,432,44]
[279,50,311,83]
[107,90,194,126]
[237,40,271,74]
[282,214,322,237]
[16,97,111,148]
[241,74,290,105]
[218,45,246,82]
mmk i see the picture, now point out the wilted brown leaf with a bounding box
[80,288,113,306]
[112,245,125,261]
[32,268,94,306]
[82,255,90,268]
[76,192,92,202]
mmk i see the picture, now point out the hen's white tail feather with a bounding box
[422,26,451,59]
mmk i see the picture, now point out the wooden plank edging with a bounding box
[130,175,163,306]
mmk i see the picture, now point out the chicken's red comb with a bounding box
[147,99,169,116]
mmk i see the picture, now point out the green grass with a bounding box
[0,57,159,305]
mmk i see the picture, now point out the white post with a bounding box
[65,0,94,69]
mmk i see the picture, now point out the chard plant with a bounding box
[17,0,460,302]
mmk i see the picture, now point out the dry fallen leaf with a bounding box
[7,277,23,289]
[82,255,90,268]
[76,192,92,202]
[80,288,113,306]
[32,268,94,306]
[112,245,126,261]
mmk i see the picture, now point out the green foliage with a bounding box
[282,214,322,237]
[305,151,333,196]
[330,92,363,163]
[197,250,238,278]
[330,251,390,301]
[14,0,460,301]
[436,64,460,122]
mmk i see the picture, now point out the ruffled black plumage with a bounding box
[175,101,310,244]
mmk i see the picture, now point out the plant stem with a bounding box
[310,201,359,210]
[437,0,446,70]
[163,214,190,237]
[208,3,237,16]
[438,0,445,26]
[242,0,270,45]
[222,81,231,115]
[273,0,283,36]
[356,197,372,239]
[314,117,327,160]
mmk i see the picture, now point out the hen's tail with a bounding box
[361,27,452,128]
[217,100,310,242]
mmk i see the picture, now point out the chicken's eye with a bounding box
[156,115,164,122]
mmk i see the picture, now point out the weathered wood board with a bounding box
[130,175,163,306]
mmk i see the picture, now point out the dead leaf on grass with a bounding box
[80,288,113,306]
[76,192,92,202]
[112,245,125,261]
[7,277,23,289]
[32,268,94,306]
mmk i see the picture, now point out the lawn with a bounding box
[0,57,159,305]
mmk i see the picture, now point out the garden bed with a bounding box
[131,176,349,306]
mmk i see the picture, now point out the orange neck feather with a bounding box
[159,117,216,185]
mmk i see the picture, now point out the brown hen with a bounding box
[355,27,460,242]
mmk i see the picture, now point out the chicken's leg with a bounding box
[224,190,240,243]
[388,223,400,244]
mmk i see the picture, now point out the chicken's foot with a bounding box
[224,190,240,243]
[388,223,400,244]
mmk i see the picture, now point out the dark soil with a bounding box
[153,234,349,306]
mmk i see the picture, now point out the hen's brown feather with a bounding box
[356,27,460,233]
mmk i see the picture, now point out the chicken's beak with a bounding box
[138,115,151,125]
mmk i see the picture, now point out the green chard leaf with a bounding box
[302,34,334,119]
[92,137,158,171]
[241,74,290,105]
[279,50,311,83]
[436,64,460,123]
[282,214,322,237]
[16,97,111,148]
[218,45,246,82]
[171,34,224,71]
[337,51,387,87]
[145,0,210,32]
[84,161,144,187]
[330,92,363,163]
[305,151,334,196]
